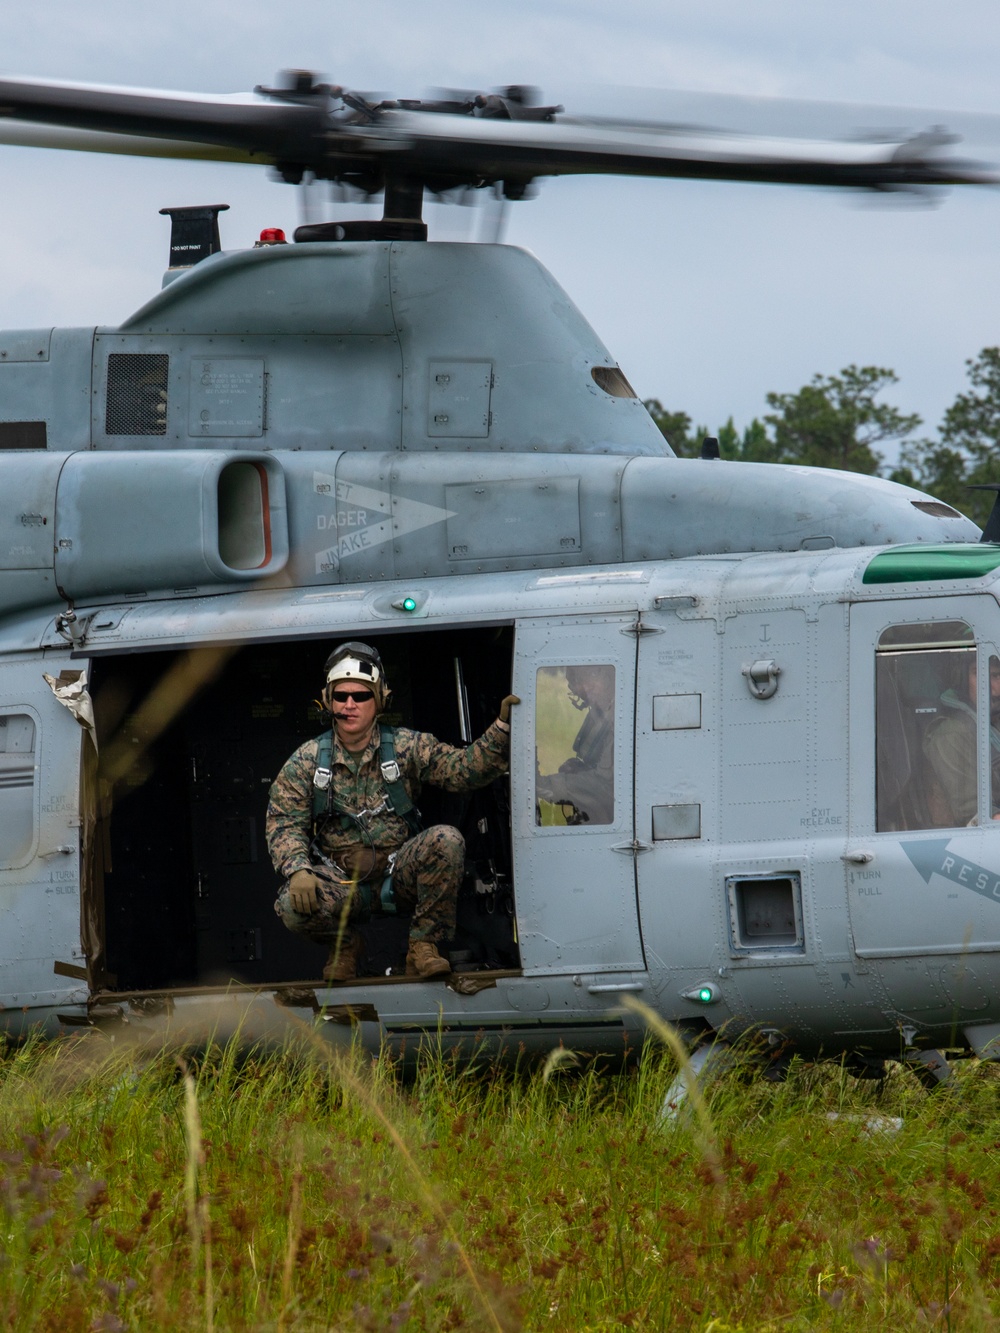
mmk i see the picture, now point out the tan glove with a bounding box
[288,869,319,915]
[499,694,521,724]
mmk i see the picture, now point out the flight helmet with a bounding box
[323,641,389,710]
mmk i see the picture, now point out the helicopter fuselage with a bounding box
[1,239,996,1073]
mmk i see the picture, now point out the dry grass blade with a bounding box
[100,645,237,788]
[278,1139,304,1333]
[621,995,723,1180]
[541,1046,580,1082]
[180,1059,214,1333]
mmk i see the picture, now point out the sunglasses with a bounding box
[331,689,374,704]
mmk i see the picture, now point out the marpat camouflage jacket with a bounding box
[266,721,510,880]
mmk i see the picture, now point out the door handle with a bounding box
[587,981,645,994]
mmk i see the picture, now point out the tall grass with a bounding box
[1,1023,1000,1330]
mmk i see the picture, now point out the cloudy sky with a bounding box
[4,2,1000,463]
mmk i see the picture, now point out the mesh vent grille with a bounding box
[106,353,169,436]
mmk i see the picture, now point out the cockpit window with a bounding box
[535,664,615,826]
[591,366,637,399]
[875,625,1000,830]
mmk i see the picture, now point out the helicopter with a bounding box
[2,71,1000,1082]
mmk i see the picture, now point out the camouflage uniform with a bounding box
[267,722,509,944]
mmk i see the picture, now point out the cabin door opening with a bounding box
[88,625,516,993]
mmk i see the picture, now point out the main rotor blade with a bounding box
[0,121,266,163]
[0,77,317,161]
[0,74,995,193]
[373,111,996,189]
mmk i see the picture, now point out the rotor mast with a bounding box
[296,171,428,243]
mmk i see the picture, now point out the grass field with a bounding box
[2,1016,1000,1331]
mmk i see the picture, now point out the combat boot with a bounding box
[323,931,363,983]
[406,939,451,979]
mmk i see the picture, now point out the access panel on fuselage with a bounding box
[511,614,643,973]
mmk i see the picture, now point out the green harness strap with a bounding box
[311,724,423,834]
[377,725,424,837]
[311,730,334,824]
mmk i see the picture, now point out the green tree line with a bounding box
[645,347,1000,528]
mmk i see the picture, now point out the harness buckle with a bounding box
[380,759,401,784]
[313,766,332,792]
[354,796,389,830]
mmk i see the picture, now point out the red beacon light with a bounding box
[255,228,287,246]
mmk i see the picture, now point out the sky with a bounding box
[4,1,1000,466]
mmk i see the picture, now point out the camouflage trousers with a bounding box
[275,824,464,946]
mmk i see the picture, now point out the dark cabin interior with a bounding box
[88,626,517,994]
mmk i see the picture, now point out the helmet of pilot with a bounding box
[322,641,390,712]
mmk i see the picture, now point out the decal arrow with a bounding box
[312,471,456,574]
[900,838,1000,905]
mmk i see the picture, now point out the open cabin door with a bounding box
[0,655,88,1016]
[510,614,644,975]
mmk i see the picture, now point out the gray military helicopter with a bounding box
[2,71,1000,1081]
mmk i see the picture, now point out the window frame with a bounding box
[873,619,989,832]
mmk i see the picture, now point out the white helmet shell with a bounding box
[326,655,381,690]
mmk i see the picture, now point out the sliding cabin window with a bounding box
[535,664,615,826]
[874,620,1000,831]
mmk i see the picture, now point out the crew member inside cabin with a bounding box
[923,653,1000,825]
[265,641,519,982]
[536,664,615,826]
